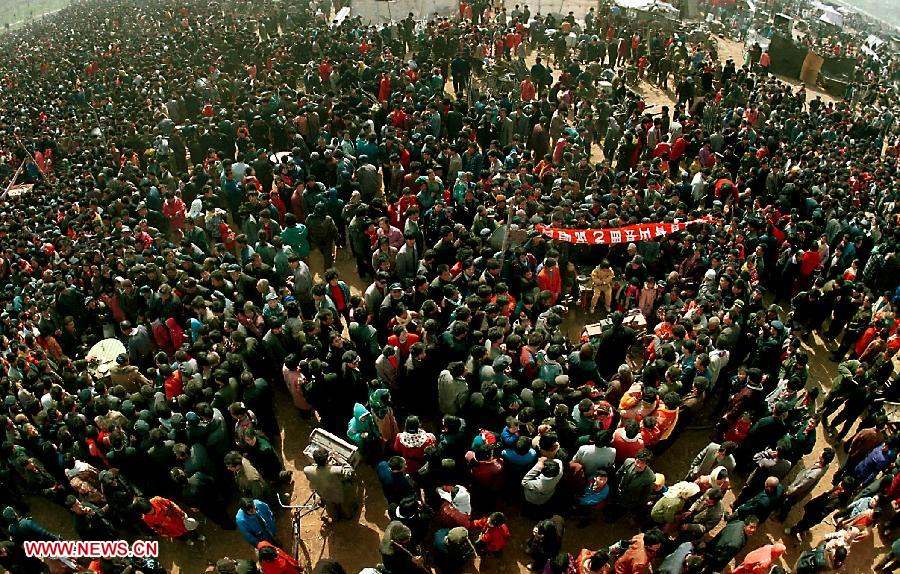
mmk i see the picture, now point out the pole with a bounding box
[499,200,514,261]
[12,134,50,184]
[88,99,109,148]
[13,134,42,172]
[0,161,24,200]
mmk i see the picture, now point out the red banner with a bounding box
[534,217,710,245]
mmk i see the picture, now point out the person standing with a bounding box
[302,448,359,522]
[615,450,656,517]
[450,54,471,96]
[707,516,758,572]
[138,496,204,545]
[257,541,303,574]
[522,457,563,515]
[731,542,786,574]
[777,448,835,522]
[731,477,783,523]
[686,441,736,480]
[305,203,339,270]
[236,497,277,548]
[758,50,771,75]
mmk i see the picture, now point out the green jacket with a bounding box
[650,494,685,525]
[616,459,655,508]
[709,519,747,567]
[349,322,380,361]
[281,224,310,257]
[348,218,371,256]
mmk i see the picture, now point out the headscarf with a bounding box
[665,481,701,500]
[368,388,391,418]
[347,403,379,445]
[437,485,472,515]
[380,520,412,556]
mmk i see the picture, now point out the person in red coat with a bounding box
[392,415,436,473]
[162,193,186,236]
[378,72,392,103]
[163,365,184,401]
[139,496,200,543]
[472,512,511,555]
[612,420,645,465]
[467,445,504,506]
[166,317,186,352]
[257,541,302,574]
[537,258,563,304]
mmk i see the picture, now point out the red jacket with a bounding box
[612,428,645,464]
[163,198,186,231]
[387,333,420,359]
[143,496,188,539]
[472,518,510,552]
[257,541,302,574]
[164,370,184,401]
[393,431,436,473]
[537,266,562,303]
[520,78,536,102]
[470,458,504,494]
[799,249,822,277]
[166,318,186,352]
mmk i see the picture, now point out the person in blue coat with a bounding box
[376,456,417,509]
[852,443,895,487]
[235,498,277,547]
[2,506,60,542]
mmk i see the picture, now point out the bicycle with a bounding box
[277,492,323,573]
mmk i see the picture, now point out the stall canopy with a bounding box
[614,0,679,15]
[819,8,843,27]
[865,34,885,48]
[350,0,457,24]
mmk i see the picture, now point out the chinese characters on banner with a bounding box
[534,217,711,245]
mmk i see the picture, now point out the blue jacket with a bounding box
[853,446,893,486]
[500,427,520,448]
[376,460,416,504]
[502,448,538,473]
[235,500,276,546]
[10,518,60,542]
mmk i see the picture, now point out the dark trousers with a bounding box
[312,241,335,270]
[452,75,467,95]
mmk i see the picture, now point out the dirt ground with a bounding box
[26,36,881,574]
[28,250,886,574]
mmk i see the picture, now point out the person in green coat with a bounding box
[183,217,210,254]
[651,481,700,526]
[615,450,656,515]
[347,403,382,461]
[707,516,758,571]
[795,544,847,573]
[348,212,375,278]
[271,237,293,279]
[305,202,339,269]
[280,213,310,259]
[349,321,380,370]
[731,476,783,522]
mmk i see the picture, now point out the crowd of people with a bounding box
[0,0,898,573]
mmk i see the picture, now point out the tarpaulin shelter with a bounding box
[767,33,807,78]
[766,30,856,96]
[614,0,679,15]
[350,0,457,24]
[818,8,843,28]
